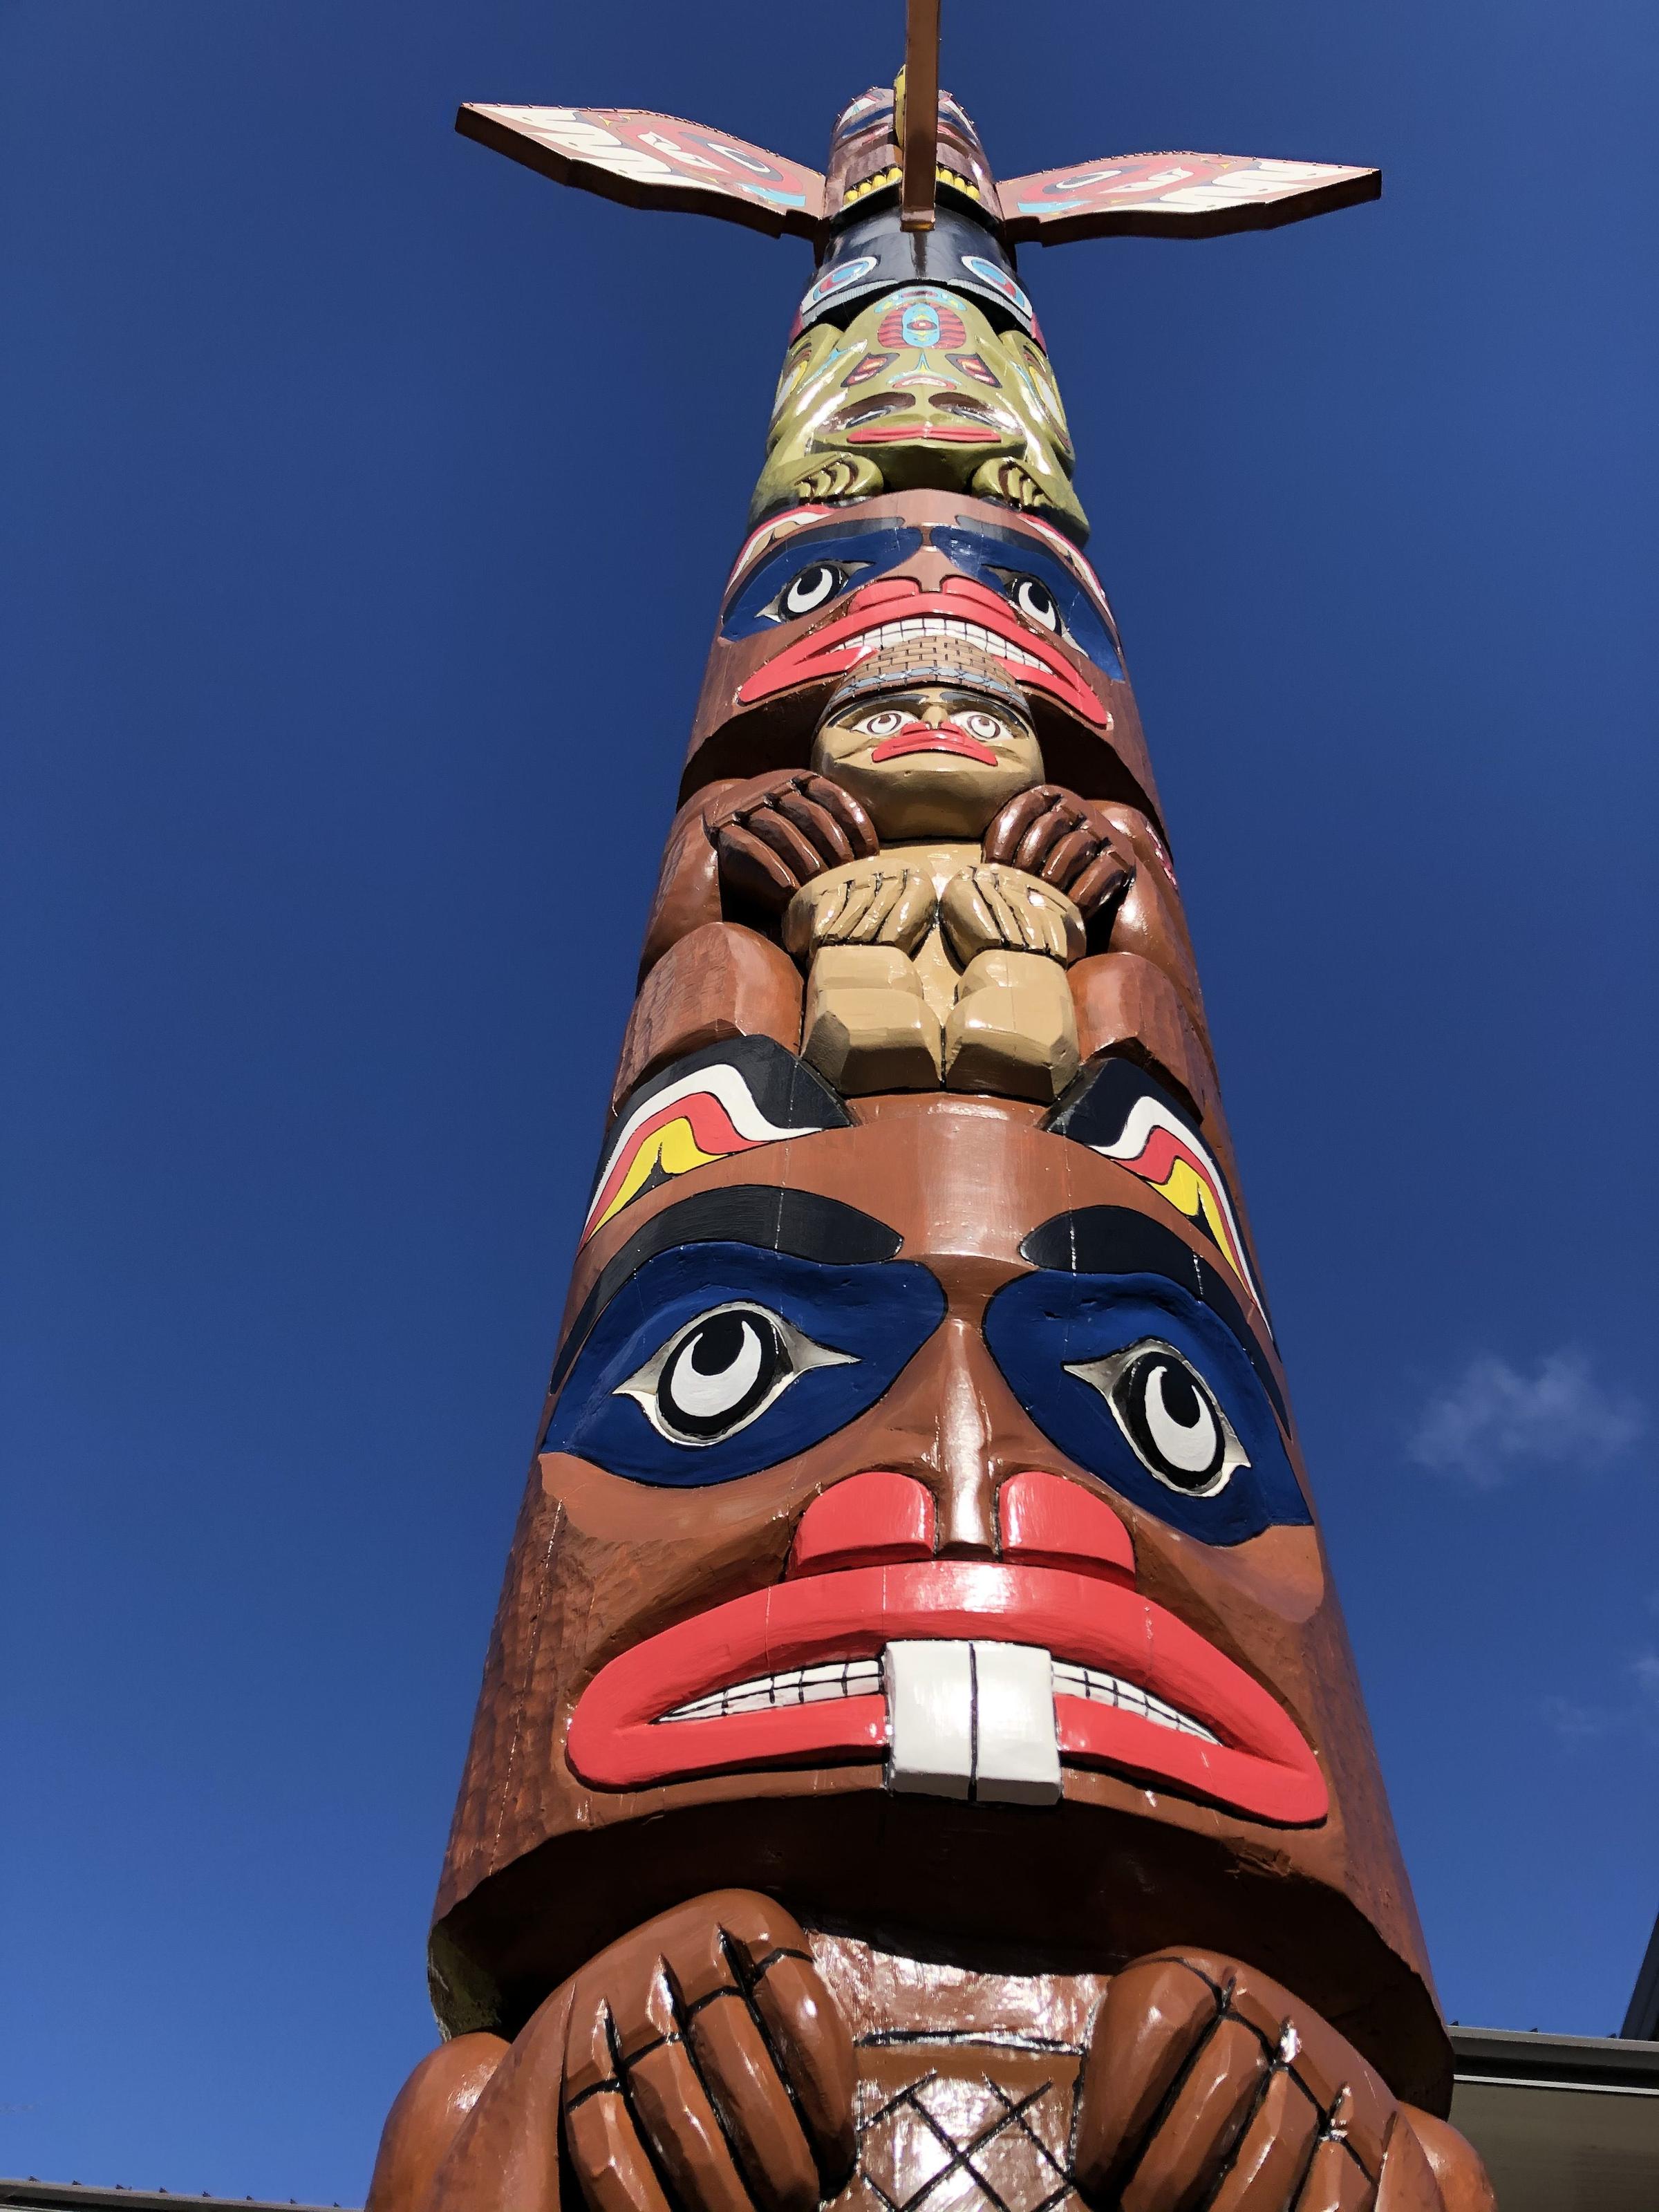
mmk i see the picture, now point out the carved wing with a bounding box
[456,104,827,241]
[999,152,1380,244]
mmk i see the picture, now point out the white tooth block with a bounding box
[885,1640,974,1799]
[971,1642,1062,1806]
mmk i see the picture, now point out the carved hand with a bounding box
[782,859,937,960]
[706,773,879,914]
[1074,1950,1466,2211]
[939,863,1086,966]
[982,783,1136,920]
[563,1890,857,2212]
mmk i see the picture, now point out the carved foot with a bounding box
[942,949,1080,1103]
[802,946,943,1093]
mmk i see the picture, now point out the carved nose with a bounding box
[786,1468,1135,1582]
[788,1470,935,1577]
[998,1470,1135,1581]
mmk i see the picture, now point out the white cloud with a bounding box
[1542,1693,1620,1743]
[1543,1654,1659,1747]
[1407,1349,1645,1488]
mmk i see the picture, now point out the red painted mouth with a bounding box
[565,1559,1328,1827]
[735,575,1109,728]
[869,725,1000,765]
[845,422,1002,445]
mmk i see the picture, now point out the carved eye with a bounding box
[960,711,1004,742]
[779,563,852,619]
[1065,1339,1250,1497]
[856,710,906,737]
[615,1303,855,1447]
[1006,574,1060,632]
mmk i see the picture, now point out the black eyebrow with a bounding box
[1020,1206,1288,1427]
[550,1186,903,1396]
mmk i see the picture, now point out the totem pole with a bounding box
[366,14,1497,2210]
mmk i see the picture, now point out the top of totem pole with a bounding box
[454,2,1379,248]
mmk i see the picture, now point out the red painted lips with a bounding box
[734,574,1109,729]
[565,1559,1328,1826]
[868,724,1000,765]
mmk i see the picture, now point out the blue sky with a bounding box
[3,0,1656,2200]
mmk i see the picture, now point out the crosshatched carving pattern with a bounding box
[832,2042,1082,2212]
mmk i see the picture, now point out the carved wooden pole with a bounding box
[368,31,1497,2212]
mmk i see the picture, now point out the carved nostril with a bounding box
[787,1470,937,1578]
[997,1470,1135,1580]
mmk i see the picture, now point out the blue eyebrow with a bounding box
[983,1268,1310,1545]
[720,523,924,638]
[541,1241,946,1488]
[933,524,1125,677]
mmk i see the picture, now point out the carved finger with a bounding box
[622,2036,757,2212]
[1374,2113,1450,2212]
[833,876,882,941]
[795,777,881,858]
[771,787,856,868]
[1121,2016,1271,2212]
[977,868,1034,948]
[564,2089,676,2212]
[1393,2108,1492,2212]
[1067,849,1134,917]
[743,805,828,883]
[1294,2137,1375,2212]
[939,874,1004,966]
[1036,823,1098,887]
[718,823,803,908]
[983,785,1062,865]
[885,870,938,951]
[1013,806,1082,875]
[744,1953,858,2188]
[1074,1958,1222,2201]
[684,1990,822,2212]
[842,879,894,943]
[1206,2070,1322,2212]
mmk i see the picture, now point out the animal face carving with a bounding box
[686,492,1161,817]
[752,288,1083,537]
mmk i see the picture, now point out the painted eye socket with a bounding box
[1065,1339,1250,1497]
[959,711,1004,742]
[1006,574,1060,632]
[856,709,906,737]
[615,1302,854,1447]
[778,563,850,619]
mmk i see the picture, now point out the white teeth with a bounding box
[658,1658,883,1723]
[843,615,1047,671]
[886,1640,1062,1806]
[656,1647,1217,1762]
[1051,1660,1217,1741]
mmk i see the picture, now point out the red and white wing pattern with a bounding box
[1000,152,1380,244]
[456,104,826,239]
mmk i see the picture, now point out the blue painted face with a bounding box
[983,1268,1309,1546]
[931,521,1123,677]
[718,514,1125,680]
[543,1188,1302,1541]
[719,521,922,639]
[542,1236,945,1488]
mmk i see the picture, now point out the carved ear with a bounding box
[456,104,827,241]
[1000,151,1380,245]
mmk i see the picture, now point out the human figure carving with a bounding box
[692,637,1187,1103]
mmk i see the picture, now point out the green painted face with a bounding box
[751,285,1087,538]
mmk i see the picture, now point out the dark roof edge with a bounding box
[1451,2025,1659,2090]
[0,2185,349,2212]
[1622,1911,1659,2040]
